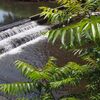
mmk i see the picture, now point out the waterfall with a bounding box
[0,19,51,83]
[0,22,50,54]
[0,36,48,82]
[0,21,37,41]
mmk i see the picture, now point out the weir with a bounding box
[0,14,52,82]
[0,36,48,82]
[0,13,53,99]
[0,25,49,54]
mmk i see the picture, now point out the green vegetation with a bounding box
[0,57,89,100]
[40,0,100,49]
[0,0,100,100]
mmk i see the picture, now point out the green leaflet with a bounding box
[48,30,56,41]
[76,27,81,45]
[0,82,35,95]
[82,23,90,32]
[50,78,76,89]
[61,30,67,46]
[91,23,96,41]
[70,28,74,47]
[52,30,61,44]
[97,23,100,39]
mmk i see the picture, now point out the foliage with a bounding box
[46,16,100,48]
[40,0,100,49]
[0,0,100,100]
[61,97,79,100]
[39,0,100,100]
[0,57,89,100]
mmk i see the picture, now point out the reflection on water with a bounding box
[0,10,16,26]
[0,10,13,22]
[0,0,57,26]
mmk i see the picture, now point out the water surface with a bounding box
[0,0,57,26]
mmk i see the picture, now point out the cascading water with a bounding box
[0,36,48,82]
[0,23,50,54]
[0,21,37,41]
[0,19,51,83]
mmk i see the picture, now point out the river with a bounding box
[0,0,56,26]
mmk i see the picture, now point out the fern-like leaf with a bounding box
[46,16,100,48]
[15,60,49,81]
[0,82,35,96]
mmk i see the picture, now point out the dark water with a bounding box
[0,0,57,26]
